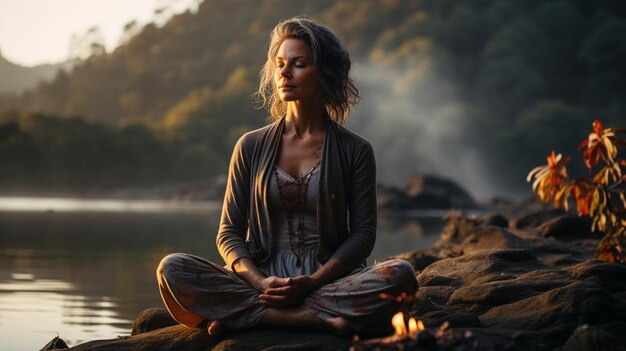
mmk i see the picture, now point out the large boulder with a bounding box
[403,210,626,350]
[64,317,351,351]
[510,209,566,229]
[378,174,476,210]
[131,308,179,335]
[536,214,594,240]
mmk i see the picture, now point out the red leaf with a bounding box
[593,120,604,136]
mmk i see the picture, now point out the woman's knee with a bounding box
[384,259,417,290]
[156,253,187,280]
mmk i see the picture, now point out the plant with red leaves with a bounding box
[527,120,626,263]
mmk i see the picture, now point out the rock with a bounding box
[417,249,543,289]
[63,211,626,350]
[563,325,626,351]
[460,227,532,254]
[448,272,570,307]
[537,214,593,240]
[479,281,604,327]
[67,324,218,350]
[131,308,179,335]
[212,328,350,351]
[40,336,69,350]
[68,323,351,351]
[482,214,509,228]
[427,312,481,329]
[567,260,626,292]
[378,174,476,210]
[403,210,626,350]
[377,184,416,209]
[416,285,458,306]
[389,251,439,272]
[68,309,351,350]
[440,215,483,242]
[404,175,476,209]
[510,209,566,229]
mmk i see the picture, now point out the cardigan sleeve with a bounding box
[330,142,377,270]
[216,134,254,269]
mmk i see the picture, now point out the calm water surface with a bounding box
[0,197,445,350]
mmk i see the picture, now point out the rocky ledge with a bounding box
[43,209,626,350]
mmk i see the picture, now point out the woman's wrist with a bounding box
[251,276,267,291]
[310,258,348,288]
[308,276,321,290]
[233,257,266,290]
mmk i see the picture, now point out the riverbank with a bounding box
[41,208,626,351]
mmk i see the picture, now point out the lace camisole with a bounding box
[257,163,322,278]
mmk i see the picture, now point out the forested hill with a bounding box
[1,0,625,197]
[0,52,71,94]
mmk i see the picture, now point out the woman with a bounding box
[157,17,417,337]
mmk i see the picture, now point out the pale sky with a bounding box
[0,0,198,67]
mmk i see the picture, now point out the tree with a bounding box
[579,19,626,108]
[67,26,106,61]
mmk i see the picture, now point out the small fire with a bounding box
[353,312,475,350]
[408,318,417,334]
[391,312,424,339]
[392,312,407,337]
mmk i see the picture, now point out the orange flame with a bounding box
[392,312,425,338]
[392,312,407,337]
[408,318,417,335]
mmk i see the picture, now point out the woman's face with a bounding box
[274,38,321,103]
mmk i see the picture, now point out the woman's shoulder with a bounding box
[332,120,374,151]
[235,120,280,149]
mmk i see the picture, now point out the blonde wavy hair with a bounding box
[254,17,360,127]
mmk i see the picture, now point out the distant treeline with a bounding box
[0,0,625,196]
[0,110,230,195]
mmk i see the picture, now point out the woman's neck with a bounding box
[284,99,327,138]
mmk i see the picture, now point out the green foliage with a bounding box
[0,110,222,193]
[438,4,494,56]
[0,0,625,194]
[158,66,264,151]
[500,101,588,180]
[579,18,626,107]
[514,101,588,156]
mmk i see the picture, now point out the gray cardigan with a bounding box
[216,115,377,272]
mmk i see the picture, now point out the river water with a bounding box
[0,196,445,350]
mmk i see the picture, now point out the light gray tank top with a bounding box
[259,163,321,277]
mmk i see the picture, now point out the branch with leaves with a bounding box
[527,120,626,263]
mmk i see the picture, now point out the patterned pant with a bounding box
[156,253,417,335]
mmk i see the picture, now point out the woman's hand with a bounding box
[259,275,319,307]
[255,275,291,292]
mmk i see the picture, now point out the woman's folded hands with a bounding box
[258,275,319,307]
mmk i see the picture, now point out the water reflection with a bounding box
[370,213,444,261]
[0,199,445,350]
[0,209,222,350]
[0,289,126,347]
[0,196,219,213]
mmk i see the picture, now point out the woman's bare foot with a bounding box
[207,320,225,335]
[260,307,351,336]
[324,316,350,336]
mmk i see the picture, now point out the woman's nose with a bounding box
[279,65,290,77]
